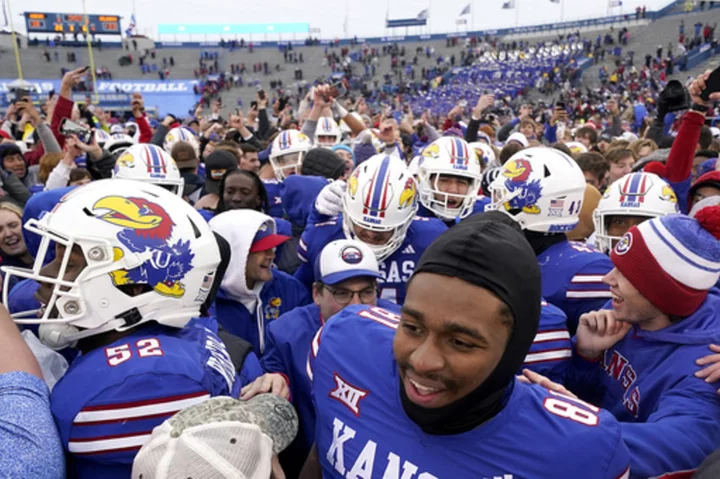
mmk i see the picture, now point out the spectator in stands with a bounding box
[67,168,91,187]
[238,143,261,174]
[195,150,239,211]
[0,202,32,271]
[0,146,38,192]
[629,139,658,160]
[576,151,610,191]
[576,126,598,151]
[605,147,636,185]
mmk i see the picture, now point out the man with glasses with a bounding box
[242,239,393,476]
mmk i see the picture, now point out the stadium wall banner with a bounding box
[154,7,685,49]
[156,12,636,49]
[0,79,200,95]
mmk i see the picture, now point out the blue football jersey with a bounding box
[295,215,447,304]
[51,321,241,479]
[262,300,401,458]
[522,300,571,383]
[308,305,630,478]
[473,194,492,214]
[211,269,311,354]
[417,197,492,226]
[263,179,285,219]
[538,240,613,332]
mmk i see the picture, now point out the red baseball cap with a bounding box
[249,222,290,253]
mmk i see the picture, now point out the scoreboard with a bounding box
[24,12,122,35]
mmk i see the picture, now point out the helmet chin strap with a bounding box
[39,318,129,350]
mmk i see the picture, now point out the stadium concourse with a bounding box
[4,1,720,478]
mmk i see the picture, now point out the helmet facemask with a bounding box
[419,172,479,221]
[270,151,304,181]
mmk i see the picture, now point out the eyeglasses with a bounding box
[323,285,378,305]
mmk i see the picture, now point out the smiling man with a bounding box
[209,209,311,355]
[416,137,483,225]
[301,212,630,479]
[567,207,720,478]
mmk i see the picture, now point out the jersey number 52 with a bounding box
[105,339,164,367]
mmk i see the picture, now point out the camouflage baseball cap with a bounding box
[132,394,298,479]
[167,394,298,455]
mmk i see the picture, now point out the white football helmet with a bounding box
[1,179,221,349]
[94,129,111,148]
[269,130,313,181]
[417,137,482,221]
[105,133,137,155]
[343,154,419,261]
[164,127,200,157]
[468,141,496,170]
[113,144,184,197]
[315,117,342,147]
[488,147,586,233]
[593,172,679,253]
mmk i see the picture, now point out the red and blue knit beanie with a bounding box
[610,206,720,317]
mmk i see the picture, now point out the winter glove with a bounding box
[315,179,346,217]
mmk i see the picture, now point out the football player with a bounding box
[1,180,253,478]
[593,172,680,254]
[416,137,484,225]
[295,154,447,304]
[315,117,343,148]
[163,126,200,158]
[262,129,314,218]
[302,212,630,478]
[112,143,185,197]
[488,147,614,332]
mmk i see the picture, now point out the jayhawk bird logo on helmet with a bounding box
[93,196,194,298]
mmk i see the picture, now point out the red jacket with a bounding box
[24,95,74,166]
[644,110,704,183]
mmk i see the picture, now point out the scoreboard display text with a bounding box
[24,12,122,35]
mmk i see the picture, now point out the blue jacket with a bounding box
[261,299,399,456]
[210,269,311,355]
[566,291,720,478]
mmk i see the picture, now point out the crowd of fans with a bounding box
[5,4,720,479]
